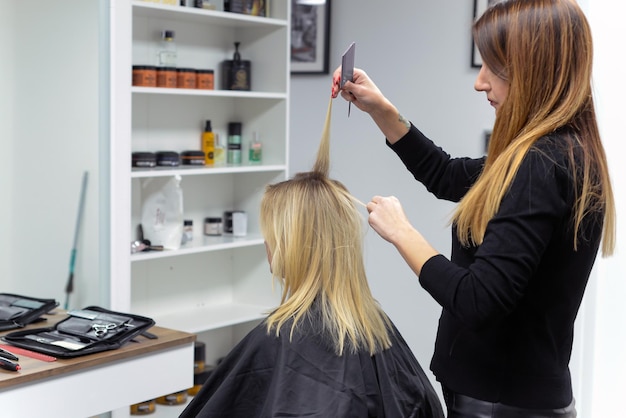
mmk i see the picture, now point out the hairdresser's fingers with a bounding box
[331,66,342,98]
[368,196,411,243]
[366,195,382,213]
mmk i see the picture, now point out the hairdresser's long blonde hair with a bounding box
[455,0,615,255]
[261,102,392,356]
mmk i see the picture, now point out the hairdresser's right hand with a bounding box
[331,67,387,115]
[331,67,410,143]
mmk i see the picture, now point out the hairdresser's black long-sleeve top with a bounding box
[389,125,603,409]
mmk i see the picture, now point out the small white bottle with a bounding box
[213,133,226,165]
[157,30,177,67]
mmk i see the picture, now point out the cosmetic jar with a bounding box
[132,152,157,168]
[156,390,187,406]
[187,367,213,397]
[196,69,215,90]
[176,68,196,89]
[180,150,205,166]
[204,217,222,236]
[156,67,177,88]
[130,399,156,415]
[155,151,180,167]
[193,341,206,373]
[132,66,157,87]
[232,211,248,237]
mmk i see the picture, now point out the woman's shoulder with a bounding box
[526,129,580,173]
[531,127,580,156]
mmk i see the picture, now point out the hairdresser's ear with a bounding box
[264,241,273,273]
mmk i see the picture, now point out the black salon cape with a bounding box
[180,315,444,418]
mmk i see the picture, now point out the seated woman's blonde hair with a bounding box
[260,102,392,356]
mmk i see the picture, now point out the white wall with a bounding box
[0,1,15,288]
[290,0,625,413]
[583,1,626,416]
[0,0,104,309]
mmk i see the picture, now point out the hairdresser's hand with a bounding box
[367,195,439,276]
[331,67,386,114]
[330,67,410,143]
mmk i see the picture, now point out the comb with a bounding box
[0,344,57,362]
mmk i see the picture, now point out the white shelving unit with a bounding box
[109,1,289,416]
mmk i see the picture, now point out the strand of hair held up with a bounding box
[313,98,333,177]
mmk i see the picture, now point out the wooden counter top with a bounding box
[0,310,195,391]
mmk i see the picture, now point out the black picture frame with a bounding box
[472,0,495,68]
[290,0,331,75]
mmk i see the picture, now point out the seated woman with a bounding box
[181,105,443,418]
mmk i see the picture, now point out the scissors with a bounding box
[92,322,117,337]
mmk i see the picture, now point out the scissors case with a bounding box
[0,293,59,331]
[2,306,155,358]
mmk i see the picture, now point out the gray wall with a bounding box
[290,0,494,399]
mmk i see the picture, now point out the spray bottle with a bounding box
[201,120,215,165]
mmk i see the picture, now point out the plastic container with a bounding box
[155,151,180,167]
[155,390,187,406]
[181,150,205,166]
[196,69,214,90]
[156,67,177,88]
[132,152,157,168]
[187,367,213,397]
[132,66,157,87]
[204,217,223,236]
[130,399,156,415]
[176,68,196,89]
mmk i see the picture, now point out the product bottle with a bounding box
[201,120,215,165]
[249,131,262,163]
[227,122,242,164]
[157,30,177,67]
[221,42,251,91]
[181,219,193,245]
[213,133,226,165]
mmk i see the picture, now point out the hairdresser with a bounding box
[331,0,615,416]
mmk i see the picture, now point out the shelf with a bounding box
[110,0,288,416]
[154,302,272,333]
[131,164,286,178]
[132,0,288,28]
[131,234,265,261]
[132,86,288,99]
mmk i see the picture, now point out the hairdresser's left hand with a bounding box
[367,196,412,243]
[367,195,439,275]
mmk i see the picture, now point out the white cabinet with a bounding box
[109,1,289,416]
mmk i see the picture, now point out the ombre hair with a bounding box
[454,0,615,255]
[261,102,392,356]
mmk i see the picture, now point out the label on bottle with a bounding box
[249,142,262,163]
[203,133,215,165]
[227,135,242,164]
[158,51,177,67]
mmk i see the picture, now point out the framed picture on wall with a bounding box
[291,0,331,74]
[472,0,497,68]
